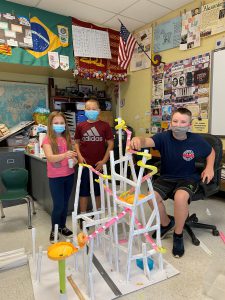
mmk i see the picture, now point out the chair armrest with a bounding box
[199,181,220,198]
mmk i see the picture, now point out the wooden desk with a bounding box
[25,153,77,215]
[150,148,160,158]
[220,180,225,191]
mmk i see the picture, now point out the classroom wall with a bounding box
[0,65,116,121]
[0,64,107,89]
[121,0,225,148]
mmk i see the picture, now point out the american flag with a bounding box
[118,22,136,70]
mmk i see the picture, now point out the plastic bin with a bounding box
[7,135,29,147]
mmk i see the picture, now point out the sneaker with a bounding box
[49,231,59,244]
[152,216,175,239]
[59,227,73,237]
[172,233,185,258]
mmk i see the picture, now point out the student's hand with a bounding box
[64,151,76,159]
[77,155,86,164]
[201,168,214,184]
[95,160,104,171]
[130,137,142,150]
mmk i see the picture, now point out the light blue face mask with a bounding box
[53,124,65,134]
[85,110,99,121]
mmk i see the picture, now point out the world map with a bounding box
[0,81,47,127]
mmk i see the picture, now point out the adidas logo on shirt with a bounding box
[82,127,103,142]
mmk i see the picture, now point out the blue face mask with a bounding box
[53,124,65,133]
[85,110,99,121]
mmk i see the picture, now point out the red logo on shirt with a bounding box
[183,150,195,161]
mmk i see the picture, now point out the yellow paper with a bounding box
[161,121,169,129]
[192,119,208,133]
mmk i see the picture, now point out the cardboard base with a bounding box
[29,247,179,300]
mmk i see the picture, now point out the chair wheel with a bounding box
[212,229,219,236]
[193,216,198,223]
[192,238,200,246]
[1,215,5,218]
[33,212,37,215]
[28,226,32,229]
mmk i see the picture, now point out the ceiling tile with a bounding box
[121,0,170,23]
[103,15,145,31]
[38,0,115,24]
[6,0,193,31]
[6,0,40,6]
[146,0,192,10]
[75,0,139,13]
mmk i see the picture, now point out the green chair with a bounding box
[0,168,36,229]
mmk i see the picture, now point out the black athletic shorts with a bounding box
[153,177,199,203]
[79,167,100,197]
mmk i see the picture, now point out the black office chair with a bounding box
[152,133,222,246]
[184,133,222,246]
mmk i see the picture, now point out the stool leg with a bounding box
[25,197,32,229]
[0,201,5,218]
[28,195,36,215]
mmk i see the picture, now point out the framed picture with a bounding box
[97,90,106,98]
[78,84,93,95]
[55,88,66,96]
[66,86,78,96]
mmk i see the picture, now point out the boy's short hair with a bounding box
[172,107,192,120]
[85,98,100,109]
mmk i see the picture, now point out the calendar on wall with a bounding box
[72,25,111,59]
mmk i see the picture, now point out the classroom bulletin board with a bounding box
[151,52,210,134]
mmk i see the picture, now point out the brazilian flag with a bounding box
[0,0,74,68]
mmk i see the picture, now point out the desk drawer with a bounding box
[0,152,25,192]
[0,152,25,170]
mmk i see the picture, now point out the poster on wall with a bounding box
[201,0,225,37]
[0,13,33,48]
[180,8,201,50]
[130,27,152,71]
[150,52,210,134]
[0,81,48,127]
[73,18,127,81]
[152,73,164,100]
[192,119,208,133]
[154,17,182,52]
[0,1,74,68]
[72,25,111,59]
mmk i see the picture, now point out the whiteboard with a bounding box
[210,49,225,136]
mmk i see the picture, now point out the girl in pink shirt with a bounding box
[42,111,77,243]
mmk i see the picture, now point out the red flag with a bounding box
[118,22,136,70]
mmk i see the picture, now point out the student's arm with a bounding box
[74,139,86,164]
[130,136,155,150]
[42,144,76,163]
[201,148,215,184]
[95,139,114,171]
